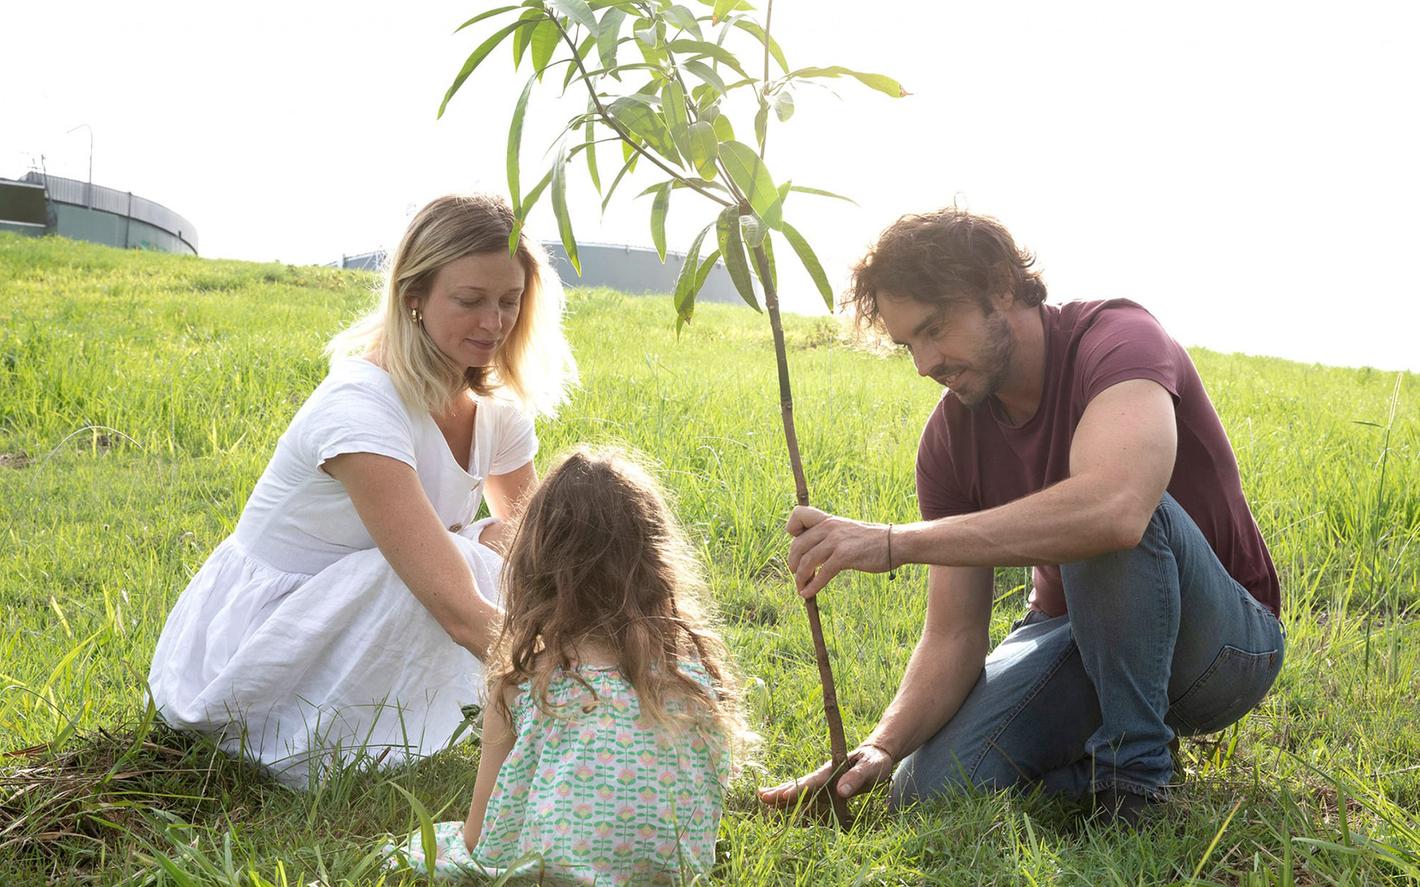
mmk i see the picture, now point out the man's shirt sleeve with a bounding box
[1076,306,1185,407]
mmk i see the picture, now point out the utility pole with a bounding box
[66,124,93,208]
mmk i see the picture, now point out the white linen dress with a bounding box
[147,358,536,787]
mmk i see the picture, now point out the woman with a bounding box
[148,194,577,787]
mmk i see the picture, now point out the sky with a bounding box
[5,0,1418,373]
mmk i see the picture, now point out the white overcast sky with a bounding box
[5,1,1418,372]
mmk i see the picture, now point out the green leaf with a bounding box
[662,176,730,196]
[687,120,718,178]
[690,84,717,110]
[608,96,680,163]
[673,223,714,321]
[531,17,562,79]
[523,168,554,213]
[711,113,734,142]
[753,102,768,152]
[387,784,439,881]
[787,65,909,97]
[507,218,523,255]
[596,7,625,72]
[665,39,751,79]
[633,17,660,49]
[661,81,693,164]
[781,221,834,309]
[663,4,703,39]
[584,101,601,194]
[507,74,536,215]
[683,59,727,97]
[439,18,534,118]
[454,5,520,33]
[717,206,761,310]
[681,247,721,330]
[695,248,722,292]
[772,88,794,122]
[732,19,788,71]
[551,141,580,276]
[790,184,858,205]
[719,141,781,226]
[511,8,542,67]
[711,0,737,24]
[646,184,671,262]
[635,177,730,199]
[548,0,599,33]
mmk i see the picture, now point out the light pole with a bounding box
[66,124,93,208]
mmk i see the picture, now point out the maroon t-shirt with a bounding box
[915,299,1280,617]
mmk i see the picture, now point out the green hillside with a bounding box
[1,233,1417,885]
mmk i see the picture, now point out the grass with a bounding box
[0,231,1417,885]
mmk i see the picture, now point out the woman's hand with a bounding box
[786,506,893,598]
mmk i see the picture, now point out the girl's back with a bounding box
[477,660,727,884]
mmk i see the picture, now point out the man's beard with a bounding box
[950,309,1015,410]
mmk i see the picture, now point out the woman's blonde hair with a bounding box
[489,447,752,755]
[328,194,576,416]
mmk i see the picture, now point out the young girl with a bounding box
[389,447,750,884]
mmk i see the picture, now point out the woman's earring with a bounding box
[409,307,422,325]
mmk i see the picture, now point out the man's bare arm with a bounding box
[788,379,1178,596]
[758,565,992,805]
[864,565,993,762]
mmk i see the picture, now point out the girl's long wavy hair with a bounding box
[488,447,750,750]
[327,193,576,417]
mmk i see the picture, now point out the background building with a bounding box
[0,172,198,255]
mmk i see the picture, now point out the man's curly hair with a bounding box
[846,208,1047,332]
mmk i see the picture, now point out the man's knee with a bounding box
[1059,495,1182,629]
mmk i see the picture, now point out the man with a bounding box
[756,209,1284,823]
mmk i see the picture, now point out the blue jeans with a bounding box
[890,493,1284,805]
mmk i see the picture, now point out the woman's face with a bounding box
[410,251,526,372]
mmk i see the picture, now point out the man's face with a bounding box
[878,293,1015,409]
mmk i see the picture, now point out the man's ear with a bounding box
[986,265,1017,312]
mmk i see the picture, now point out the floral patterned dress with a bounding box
[389,661,728,885]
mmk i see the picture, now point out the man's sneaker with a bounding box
[1092,787,1156,828]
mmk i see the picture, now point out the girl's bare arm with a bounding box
[464,691,518,850]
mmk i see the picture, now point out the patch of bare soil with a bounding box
[0,452,31,469]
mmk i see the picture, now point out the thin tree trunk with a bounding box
[752,243,851,827]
